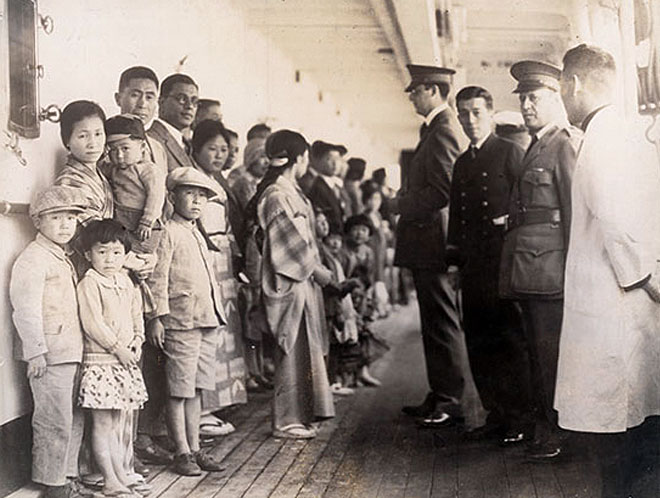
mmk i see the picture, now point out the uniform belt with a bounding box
[508,209,561,230]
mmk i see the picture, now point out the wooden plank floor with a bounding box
[8,302,602,498]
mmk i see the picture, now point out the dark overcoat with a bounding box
[394,108,465,270]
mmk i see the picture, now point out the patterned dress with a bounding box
[199,172,248,409]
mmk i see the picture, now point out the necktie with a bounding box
[469,145,478,159]
[525,134,538,156]
[420,123,429,139]
[183,137,193,156]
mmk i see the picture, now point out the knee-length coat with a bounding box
[554,105,660,433]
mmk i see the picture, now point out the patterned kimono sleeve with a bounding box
[262,192,315,282]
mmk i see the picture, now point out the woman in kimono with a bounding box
[191,120,248,437]
[251,129,335,439]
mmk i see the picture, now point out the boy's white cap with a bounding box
[29,185,87,221]
[166,167,220,198]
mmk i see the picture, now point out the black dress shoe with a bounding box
[417,411,453,428]
[526,441,562,461]
[501,430,526,445]
[402,393,436,417]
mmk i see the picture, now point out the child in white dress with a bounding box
[77,219,148,497]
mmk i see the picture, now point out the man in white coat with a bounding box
[556,44,660,498]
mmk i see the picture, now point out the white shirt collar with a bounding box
[424,103,449,126]
[472,132,491,150]
[533,122,555,140]
[157,118,185,149]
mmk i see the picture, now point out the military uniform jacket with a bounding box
[499,123,582,299]
[394,107,465,270]
[447,134,524,278]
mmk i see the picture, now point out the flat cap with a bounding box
[29,185,87,220]
[510,60,561,93]
[405,64,455,92]
[105,114,147,143]
[311,140,346,159]
[166,167,221,197]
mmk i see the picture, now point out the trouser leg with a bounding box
[520,299,563,444]
[412,270,466,406]
[30,363,82,486]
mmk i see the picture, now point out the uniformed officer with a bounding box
[447,86,531,443]
[393,64,484,428]
[499,60,582,460]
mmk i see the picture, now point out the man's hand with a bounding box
[147,318,165,349]
[27,354,47,379]
[643,274,660,303]
[447,265,461,291]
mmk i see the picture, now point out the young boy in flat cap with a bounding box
[9,185,87,498]
[104,113,166,254]
[146,167,226,476]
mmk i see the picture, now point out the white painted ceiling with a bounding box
[233,0,574,157]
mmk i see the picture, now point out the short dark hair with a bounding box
[425,82,450,99]
[191,119,231,156]
[224,128,238,139]
[456,86,494,110]
[118,66,159,92]
[160,73,198,98]
[562,44,616,91]
[79,219,131,253]
[247,123,271,141]
[60,100,106,147]
[197,98,221,111]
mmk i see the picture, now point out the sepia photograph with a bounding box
[0,0,659,497]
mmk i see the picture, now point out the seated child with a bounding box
[341,214,386,386]
[146,167,227,476]
[315,214,360,395]
[104,114,166,254]
[9,185,87,498]
[76,220,149,497]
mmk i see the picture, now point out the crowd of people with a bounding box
[9,65,404,498]
[8,41,660,498]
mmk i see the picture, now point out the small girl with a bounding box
[77,219,148,497]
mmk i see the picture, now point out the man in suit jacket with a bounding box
[148,73,198,173]
[307,141,348,234]
[447,86,531,443]
[392,64,483,428]
[499,61,582,460]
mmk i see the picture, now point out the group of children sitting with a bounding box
[9,81,393,497]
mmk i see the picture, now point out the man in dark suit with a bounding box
[499,61,582,460]
[393,64,479,426]
[307,141,348,234]
[447,86,531,443]
[148,73,198,172]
